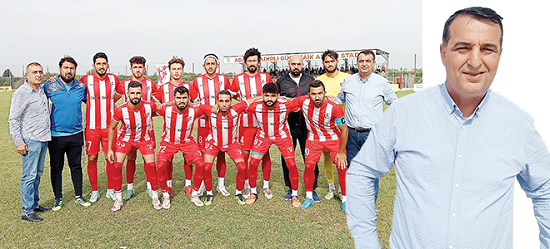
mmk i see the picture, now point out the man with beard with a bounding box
[244,83,302,208]
[230,48,273,199]
[43,56,90,211]
[191,54,232,197]
[315,50,350,200]
[153,57,195,197]
[276,55,320,202]
[79,52,121,203]
[292,80,348,211]
[155,86,206,209]
[107,81,161,211]
[115,56,158,201]
[198,90,261,206]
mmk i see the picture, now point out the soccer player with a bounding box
[79,52,121,203]
[315,50,350,200]
[244,83,301,208]
[191,53,232,197]
[230,47,273,198]
[198,90,261,206]
[107,81,161,211]
[116,56,158,200]
[293,80,348,211]
[152,57,195,197]
[155,86,206,209]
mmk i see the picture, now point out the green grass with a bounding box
[1,90,412,248]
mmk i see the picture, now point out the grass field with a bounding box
[1,90,412,248]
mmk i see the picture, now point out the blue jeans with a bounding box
[346,128,379,201]
[20,140,48,215]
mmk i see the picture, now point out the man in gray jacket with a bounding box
[8,62,52,222]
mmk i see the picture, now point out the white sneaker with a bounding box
[89,191,100,203]
[152,197,162,210]
[111,200,123,212]
[190,195,204,207]
[243,185,251,199]
[162,197,171,209]
[262,188,273,199]
[216,185,230,197]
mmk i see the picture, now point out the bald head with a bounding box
[288,55,304,77]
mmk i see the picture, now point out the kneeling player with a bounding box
[294,80,348,211]
[156,86,206,209]
[107,81,161,211]
[197,90,261,206]
[246,83,301,208]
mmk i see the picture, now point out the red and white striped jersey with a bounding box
[152,81,194,103]
[156,104,207,144]
[294,96,345,142]
[113,101,157,143]
[192,74,231,127]
[230,72,273,128]
[247,100,299,140]
[117,78,158,102]
[204,101,248,149]
[80,73,120,130]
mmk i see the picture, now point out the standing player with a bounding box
[155,86,205,209]
[230,47,273,198]
[107,81,161,211]
[293,80,348,211]
[116,56,158,200]
[315,49,350,200]
[80,52,121,203]
[197,90,261,206]
[191,53,232,197]
[244,83,301,208]
[152,57,195,197]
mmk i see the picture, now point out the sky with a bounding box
[424,1,549,247]
[0,0,422,76]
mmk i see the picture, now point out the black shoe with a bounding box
[34,205,52,212]
[22,213,43,222]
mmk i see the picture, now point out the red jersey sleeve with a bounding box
[156,104,166,116]
[190,78,200,102]
[150,102,158,113]
[265,73,273,83]
[285,99,301,112]
[185,81,198,102]
[233,101,249,114]
[199,104,212,116]
[116,80,126,96]
[113,106,123,122]
[152,87,163,103]
[332,101,345,119]
[230,77,239,95]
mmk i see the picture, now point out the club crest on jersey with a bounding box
[324,113,331,119]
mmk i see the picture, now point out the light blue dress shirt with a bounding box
[346,83,550,249]
[336,73,397,129]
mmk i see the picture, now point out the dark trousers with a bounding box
[48,132,84,199]
[282,123,319,190]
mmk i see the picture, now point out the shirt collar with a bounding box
[356,73,372,83]
[441,83,490,118]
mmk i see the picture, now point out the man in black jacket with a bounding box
[276,55,320,202]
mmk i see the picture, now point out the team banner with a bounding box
[155,64,170,85]
[223,50,372,64]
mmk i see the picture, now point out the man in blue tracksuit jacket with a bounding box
[43,56,90,210]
